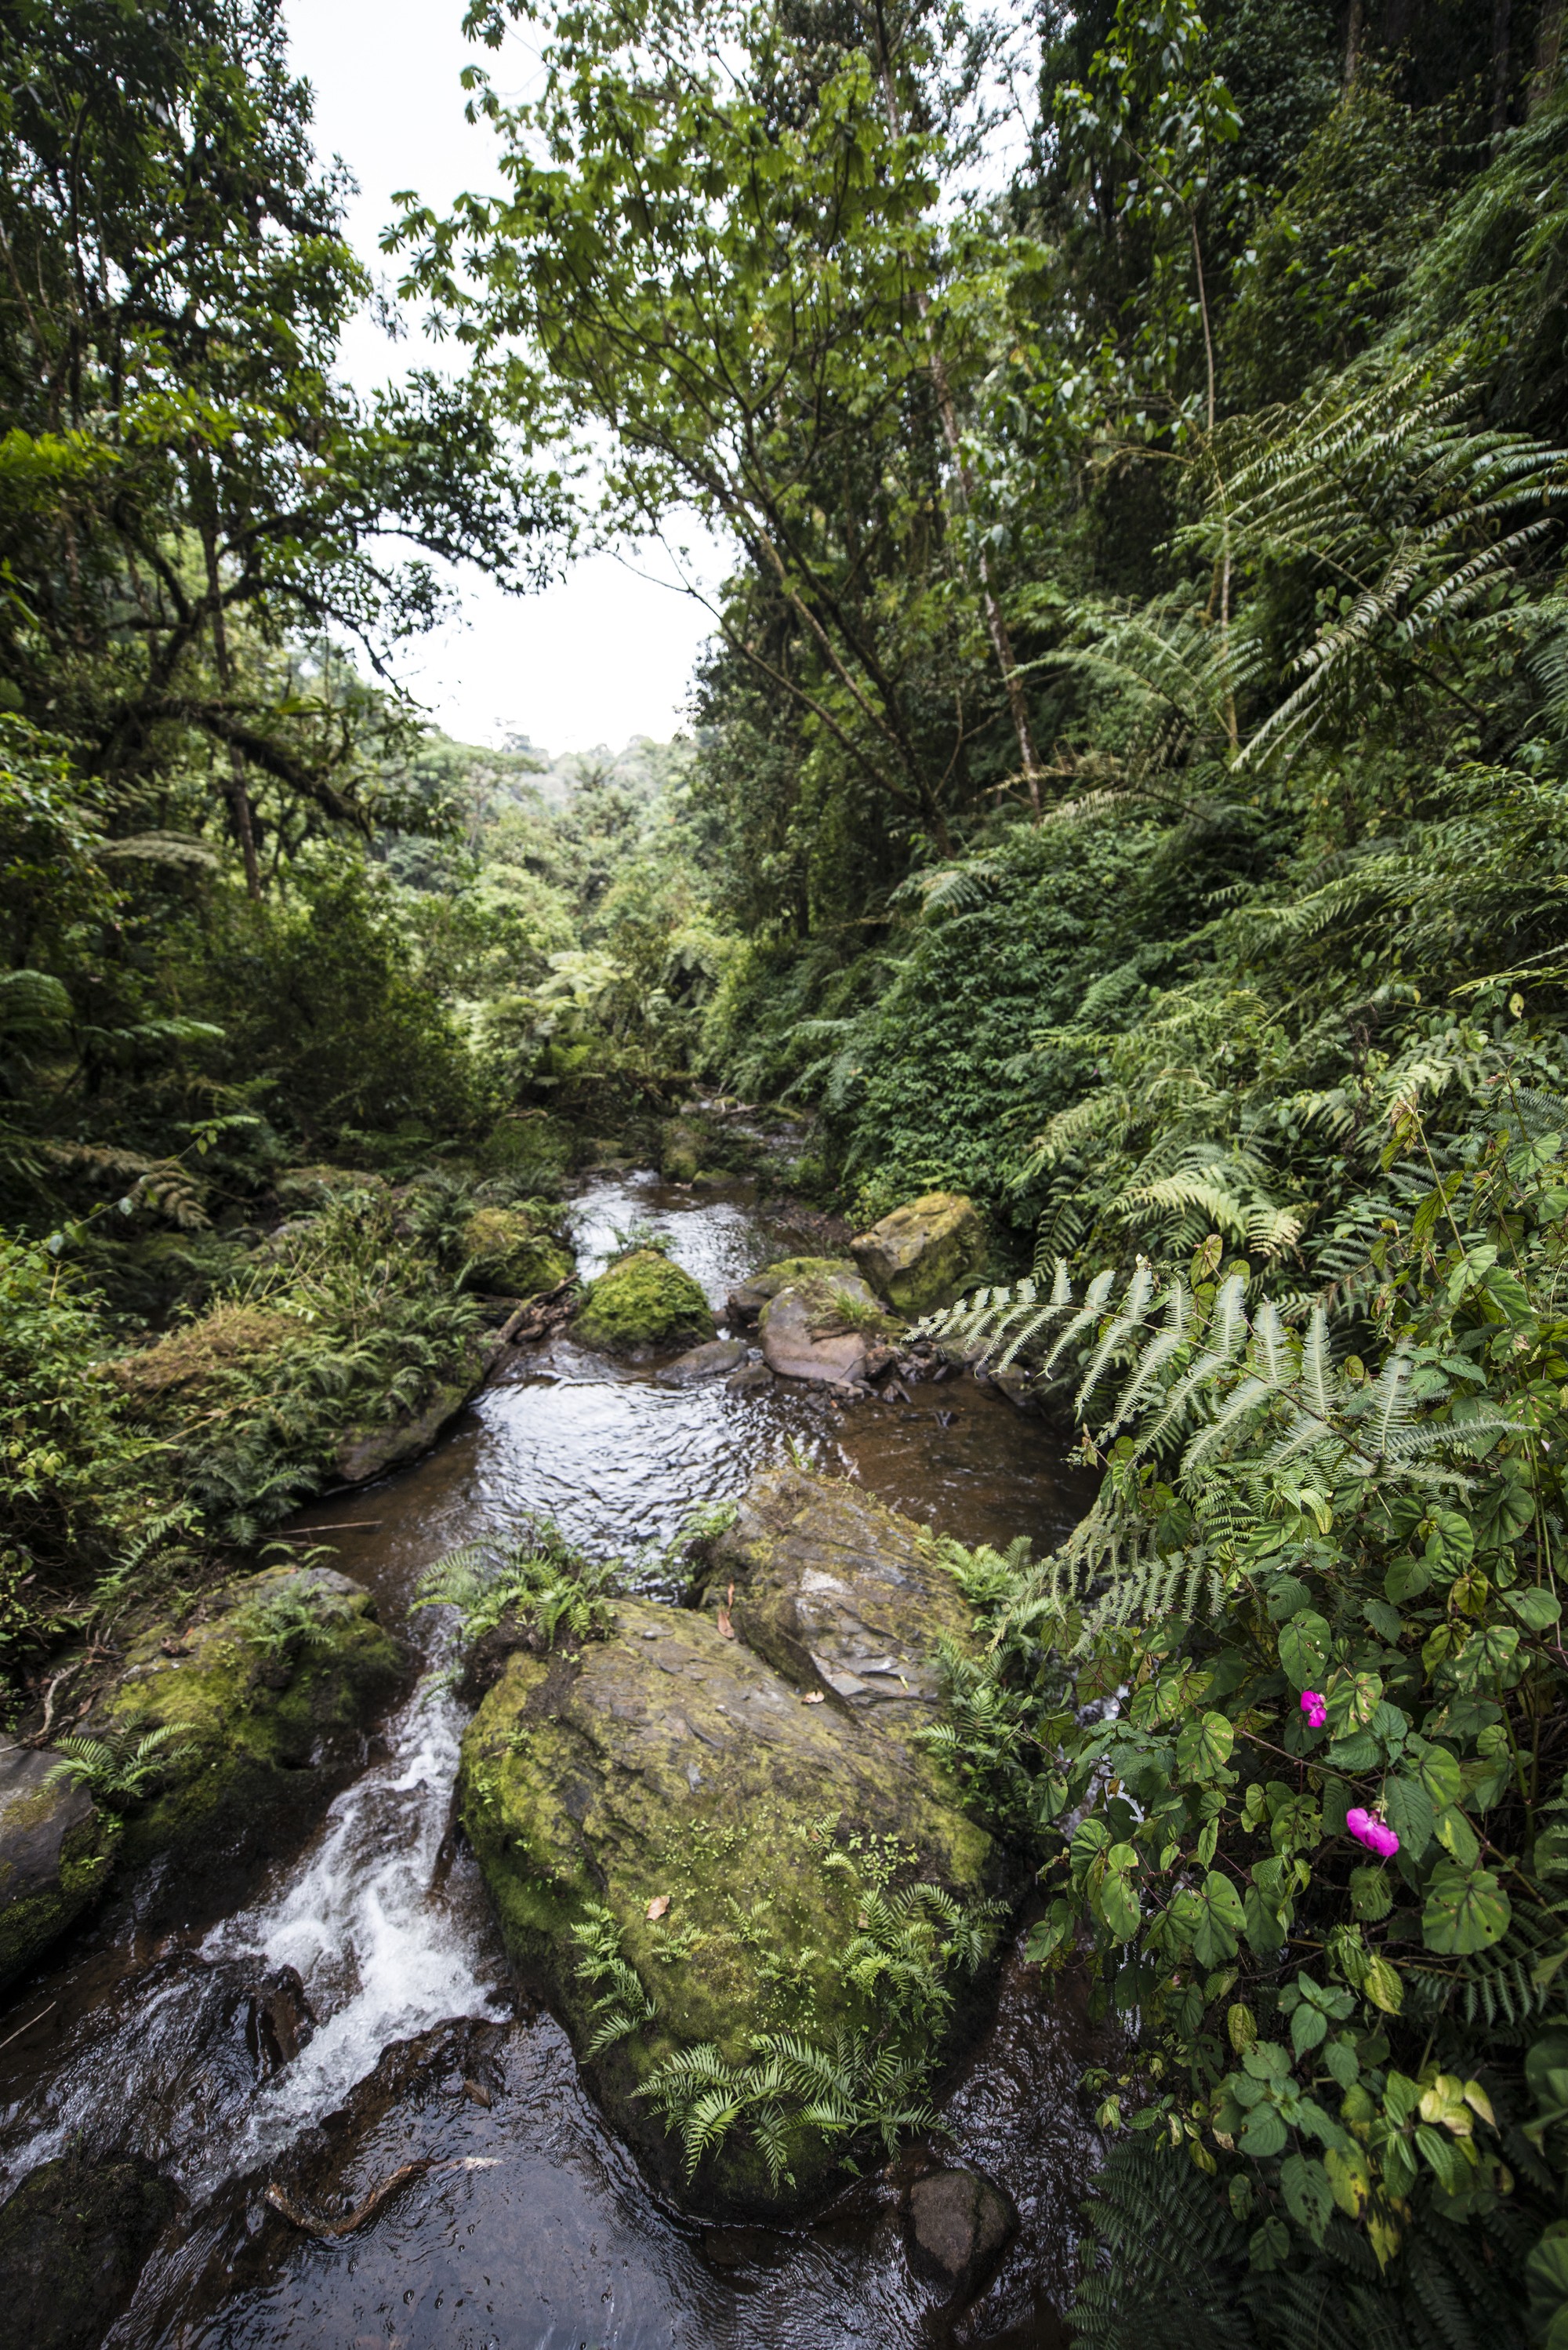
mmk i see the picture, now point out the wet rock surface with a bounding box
[708,1462,972,1719]
[904,2166,1019,2300]
[654,1336,749,1385]
[0,2145,179,2350]
[0,1745,120,1993]
[459,1476,1000,2214]
[726,1253,861,1328]
[852,1193,986,1317]
[334,1352,488,1484]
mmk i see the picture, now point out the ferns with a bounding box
[570,1904,659,2056]
[414,1521,618,1647]
[45,1722,194,1807]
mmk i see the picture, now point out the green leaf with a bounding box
[1504,1586,1562,1632]
[1176,1709,1236,1778]
[1280,2151,1334,2245]
[1421,1861,1512,1955]
[1349,1865,1393,1922]
[1278,1610,1331,1690]
[1239,2107,1288,2159]
[1291,2001,1327,2056]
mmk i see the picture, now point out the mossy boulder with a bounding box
[0,2148,178,2350]
[459,1471,1003,2217]
[0,1745,122,1993]
[93,1563,406,1882]
[461,1205,575,1298]
[728,1255,861,1325]
[572,1248,715,1356]
[851,1193,985,1317]
[757,1265,902,1386]
[706,1463,971,1720]
[659,1119,703,1185]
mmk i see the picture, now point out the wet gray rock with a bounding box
[0,2147,179,2350]
[707,1464,973,1720]
[725,1361,774,1393]
[0,1742,121,1992]
[903,2167,1018,2300]
[655,1338,748,1386]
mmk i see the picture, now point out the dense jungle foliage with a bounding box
[9,0,1568,2334]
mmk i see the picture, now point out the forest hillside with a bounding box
[6,0,1568,2339]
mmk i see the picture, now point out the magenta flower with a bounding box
[1300,1689,1327,1730]
[1346,1807,1399,1860]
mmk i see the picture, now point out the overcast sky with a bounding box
[285,0,722,756]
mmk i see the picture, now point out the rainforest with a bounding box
[3,1,1568,2345]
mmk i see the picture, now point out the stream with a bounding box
[0,1174,1097,2349]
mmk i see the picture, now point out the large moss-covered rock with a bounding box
[461,1205,575,1298]
[757,1265,900,1386]
[0,2148,178,2350]
[93,1563,405,1879]
[706,1463,969,1720]
[573,1248,714,1355]
[459,1473,1001,2217]
[659,1119,704,1185]
[851,1193,985,1316]
[0,1745,122,1993]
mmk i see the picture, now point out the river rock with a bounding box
[757,1266,898,1386]
[726,1255,859,1328]
[0,2147,178,2350]
[335,1348,488,1484]
[462,1205,575,1299]
[659,1119,703,1185]
[725,1360,774,1393]
[903,2167,1018,2300]
[91,1562,405,1887]
[851,1194,985,1317]
[655,1338,748,1386]
[459,1516,998,2214]
[0,1744,122,1992]
[706,1464,970,1720]
[574,1248,715,1356]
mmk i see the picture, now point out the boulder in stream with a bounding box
[725,1254,858,1328]
[88,1562,405,1890]
[460,1205,575,1299]
[703,1463,970,1719]
[0,2146,179,2350]
[0,1743,122,1992]
[903,2166,1018,2301]
[655,1338,748,1386]
[459,1469,1004,2218]
[573,1248,715,1356]
[755,1263,902,1386]
[851,1193,985,1317]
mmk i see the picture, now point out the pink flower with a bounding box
[1346,1807,1399,1860]
[1300,1689,1327,1730]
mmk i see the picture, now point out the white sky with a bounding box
[285,0,723,755]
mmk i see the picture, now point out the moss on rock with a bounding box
[461,1205,575,1298]
[94,1563,406,1880]
[851,1193,985,1316]
[459,1477,1005,2214]
[0,1747,122,1993]
[572,1248,714,1355]
[0,2147,178,2350]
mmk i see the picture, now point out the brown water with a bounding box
[0,1175,1097,2348]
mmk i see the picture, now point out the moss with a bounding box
[109,1303,300,1403]
[0,2148,177,2350]
[851,1193,986,1316]
[0,1808,122,1989]
[461,1206,575,1298]
[573,1248,715,1353]
[96,1564,405,1872]
[459,1596,996,2212]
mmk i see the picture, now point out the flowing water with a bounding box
[0,1175,1098,2349]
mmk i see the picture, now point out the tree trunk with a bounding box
[1532,0,1563,113]
[1493,0,1515,136]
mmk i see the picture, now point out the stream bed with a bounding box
[0,1175,1097,2349]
